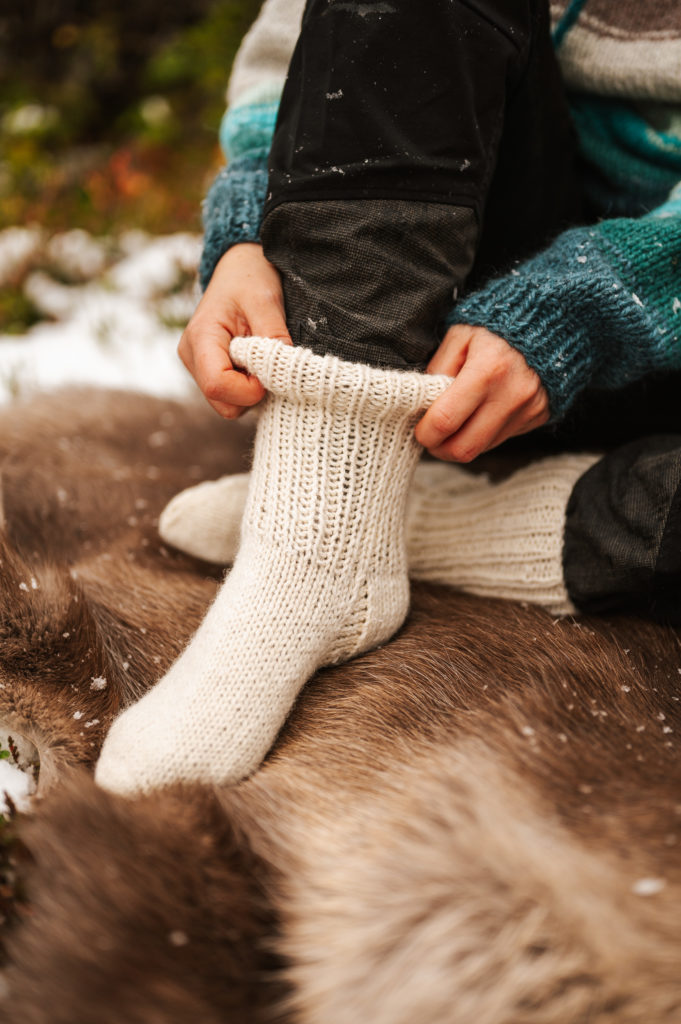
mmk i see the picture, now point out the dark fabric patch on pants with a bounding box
[563,436,681,623]
[261,199,477,369]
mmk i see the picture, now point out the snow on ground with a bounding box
[0,225,204,811]
[0,226,203,406]
[0,729,39,814]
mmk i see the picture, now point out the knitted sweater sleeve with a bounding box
[199,0,305,289]
[449,186,681,419]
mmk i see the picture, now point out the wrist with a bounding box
[199,158,269,290]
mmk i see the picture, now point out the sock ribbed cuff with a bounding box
[230,336,452,417]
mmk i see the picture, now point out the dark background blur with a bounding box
[0,0,261,236]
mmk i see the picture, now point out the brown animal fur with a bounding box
[1,388,681,1022]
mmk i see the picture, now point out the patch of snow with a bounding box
[46,229,108,281]
[0,230,204,406]
[0,758,36,814]
[0,226,45,285]
[632,877,666,896]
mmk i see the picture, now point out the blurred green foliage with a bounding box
[0,0,261,234]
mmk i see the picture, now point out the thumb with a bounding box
[244,293,293,347]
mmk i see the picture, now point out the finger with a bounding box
[426,402,508,463]
[426,324,471,375]
[204,395,248,421]
[481,406,551,454]
[192,333,265,408]
[414,361,489,450]
[429,397,548,463]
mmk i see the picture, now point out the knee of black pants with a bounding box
[260,0,581,368]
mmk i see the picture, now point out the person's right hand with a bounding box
[178,243,292,419]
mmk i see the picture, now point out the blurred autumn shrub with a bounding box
[0,0,261,234]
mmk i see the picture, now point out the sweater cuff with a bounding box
[449,267,594,420]
[447,225,662,420]
[198,157,269,290]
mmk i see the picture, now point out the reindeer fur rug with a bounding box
[0,388,680,1023]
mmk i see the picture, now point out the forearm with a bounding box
[449,186,681,419]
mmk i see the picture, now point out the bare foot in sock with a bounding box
[95,337,450,795]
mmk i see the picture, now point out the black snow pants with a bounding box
[259,0,681,624]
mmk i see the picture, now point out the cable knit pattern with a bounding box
[96,338,451,794]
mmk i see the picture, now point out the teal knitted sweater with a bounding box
[201,7,681,420]
[200,85,278,288]
[452,186,681,417]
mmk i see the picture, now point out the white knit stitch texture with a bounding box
[95,337,450,795]
[158,472,251,563]
[159,455,600,617]
[407,455,600,615]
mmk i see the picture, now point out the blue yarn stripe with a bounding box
[552,0,588,48]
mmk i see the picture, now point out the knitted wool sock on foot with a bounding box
[159,472,252,563]
[95,337,450,795]
[407,455,600,615]
[159,455,599,616]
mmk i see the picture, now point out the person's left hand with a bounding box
[414,323,550,462]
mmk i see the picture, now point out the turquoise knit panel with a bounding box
[598,209,681,351]
[199,98,280,289]
[569,96,681,216]
[199,157,270,289]
[219,98,280,163]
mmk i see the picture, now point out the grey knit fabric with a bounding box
[261,199,477,370]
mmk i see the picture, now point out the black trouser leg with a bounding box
[261,0,582,369]
[564,436,681,624]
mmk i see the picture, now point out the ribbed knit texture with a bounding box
[451,189,681,418]
[96,338,450,794]
[158,454,599,617]
[405,456,599,615]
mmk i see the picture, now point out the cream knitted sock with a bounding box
[407,455,600,615]
[159,454,599,617]
[158,472,252,563]
[95,337,449,795]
